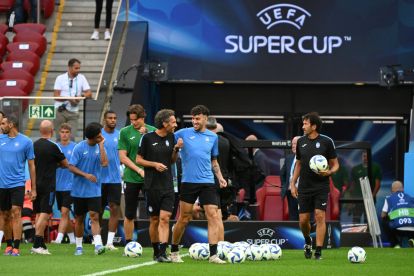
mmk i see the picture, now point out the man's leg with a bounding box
[171,201,193,262]
[299,212,312,258]
[158,210,172,259]
[32,213,50,253]
[106,202,120,248]
[74,214,85,255]
[2,211,13,254]
[123,183,139,244]
[10,205,22,254]
[149,216,160,259]
[105,185,121,249]
[217,209,224,241]
[55,206,74,243]
[90,210,105,254]
[314,209,326,259]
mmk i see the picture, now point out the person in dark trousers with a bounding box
[136,109,182,262]
[91,0,114,40]
[31,120,68,255]
[290,112,339,260]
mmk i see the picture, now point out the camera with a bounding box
[57,104,67,112]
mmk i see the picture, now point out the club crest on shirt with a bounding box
[95,150,99,155]
[166,140,170,147]
[316,142,320,148]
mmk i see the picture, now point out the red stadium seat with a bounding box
[263,175,282,187]
[0,79,29,92]
[13,31,47,56]
[0,0,15,12]
[0,33,9,56]
[13,23,47,35]
[256,184,289,221]
[41,0,54,19]
[0,86,29,111]
[0,24,8,34]
[1,61,36,75]
[6,50,40,74]
[0,70,35,95]
[7,41,41,57]
[326,178,341,220]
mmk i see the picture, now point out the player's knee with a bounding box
[11,206,22,218]
[159,215,170,225]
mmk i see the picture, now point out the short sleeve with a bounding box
[382,198,388,213]
[211,135,219,158]
[53,144,66,163]
[138,134,148,158]
[81,75,91,92]
[326,138,337,160]
[70,144,81,166]
[25,140,35,160]
[54,75,63,91]
[118,129,128,151]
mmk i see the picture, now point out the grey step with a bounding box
[55,40,109,47]
[47,59,104,66]
[51,53,107,60]
[48,65,104,72]
[54,46,109,53]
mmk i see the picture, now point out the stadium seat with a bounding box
[0,33,9,56]
[0,69,35,94]
[237,188,246,203]
[0,86,29,111]
[263,175,282,188]
[6,50,40,74]
[326,178,341,220]
[13,23,47,35]
[13,31,47,56]
[0,79,29,92]
[41,0,55,19]
[7,41,41,57]
[0,24,8,34]
[256,184,289,221]
[0,0,15,12]
[1,61,36,75]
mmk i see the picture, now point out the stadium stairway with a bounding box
[23,0,119,141]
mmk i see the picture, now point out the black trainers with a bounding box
[314,252,322,260]
[304,237,312,259]
[156,254,172,263]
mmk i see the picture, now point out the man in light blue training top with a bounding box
[0,114,36,256]
[100,110,122,250]
[170,105,227,264]
[54,123,77,244]
[69,122,108,256]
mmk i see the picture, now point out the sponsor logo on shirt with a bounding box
[189,136,195,140]
[316,142,320,148]
[152,143,158,146]
[301,143,307,147]
[0,142,5,146]
[321,202,327,206]
[83,151,88,155]
[205,137,210,142]
[130,136,135,140]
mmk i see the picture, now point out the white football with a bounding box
[227,247,246,263]
[189,243,209,260]
[309,154,328,173]
[218,241,233,259]
[248,244,263,261]
[124,241,143,257]
[268,244,282,260]
[260,244,272,260]
[347,246,366,263]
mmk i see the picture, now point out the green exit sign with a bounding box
[29,105,56,119]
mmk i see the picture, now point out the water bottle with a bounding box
[9,11,15,29]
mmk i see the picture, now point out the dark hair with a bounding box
[154,109,175,129]
[0,110,5,117]
[68,58,81,67]
[104,110,116,118]
[190,105,210,116]
[206,116,217,130]
[84,122,102,139]
[4,114,19,129]
[303,112,322,132]
[126,104,146,119]
[59,123,72,132]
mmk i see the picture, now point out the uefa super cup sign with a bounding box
[225,3,352,55]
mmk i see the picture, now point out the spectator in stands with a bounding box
[245,134,271,177]
[381,180,414,248]
[91,0,114,40]
[32,120,68,255]
[54,58,92,139]
[281,136,300,221]
[349,151,383,223]
[14,0,37,24]
[0,114,37,256]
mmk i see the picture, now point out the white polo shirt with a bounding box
[54,72,90,113]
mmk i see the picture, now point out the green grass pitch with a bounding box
[0,244,412,275]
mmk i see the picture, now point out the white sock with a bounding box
[55,232,64,243]
[68,232,75,243]
[106,232,115,245]
[76,237,83,248]
[0,230,4,247]
[93,235,103,247]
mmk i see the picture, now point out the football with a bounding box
[227,247,246,263]
[248,244,263,261]
[347,246,366,263]
[260,244,272,260]
[268,244,282,260]
[309,154,328,173]
[124,241,143,257]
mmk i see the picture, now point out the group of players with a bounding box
[0,106,339,262]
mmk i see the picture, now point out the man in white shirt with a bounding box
[54,58,92,138]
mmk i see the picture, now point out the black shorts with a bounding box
[73,197,101,216]
[33,191,55,214]
[124,182,143,220]
[56,191,73,209]
[101,184,122,210]
[0,186,25,211]
[145,189,175,216]
[180,183,218,206]
[298,190,329,213]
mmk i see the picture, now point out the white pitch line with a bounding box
[82,254,189,276]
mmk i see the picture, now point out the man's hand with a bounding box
[175,138,184,149]
[138,126,148,135]
[154,162,168,172]
[318,169,331,177]
[135,168,145,178]
[85,174,97,183]
[219,177,227,188]
[290,182,298,198]
[28,190,37,201]
[99,137,106,146]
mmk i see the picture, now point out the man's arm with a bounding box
[319,158,340,177]
[290,160,301,198]
[372,179,381,197]
[171,138,183,163]
[54,89,65,102]
[212,158,227,188]
[99,138,108,167]
[68,164,97,183]
[136,154,167,172]
[28,159,36,201]
[59,159,69,168]
[119,149,144,177]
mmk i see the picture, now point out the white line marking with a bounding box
[82,254,189,276]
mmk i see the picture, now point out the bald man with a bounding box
[32,120,68,255]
